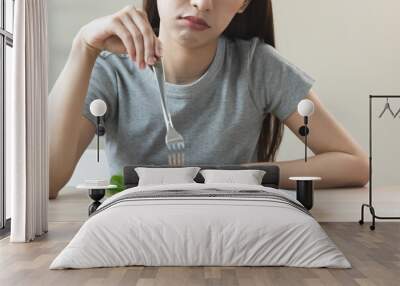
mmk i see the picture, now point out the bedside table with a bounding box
[289,177,322,210]
[76,184,118,215]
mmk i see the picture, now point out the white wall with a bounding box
[48,0,400,188]
[67,149,110,186]
[273,0,400,189]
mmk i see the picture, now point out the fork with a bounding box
[150,59,185,166]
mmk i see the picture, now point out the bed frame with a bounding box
[87,165,316,215]
[123,164,280,189]
[123,165,314,211]
[87,165,280,215]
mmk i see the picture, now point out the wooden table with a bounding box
[49,184,400,223]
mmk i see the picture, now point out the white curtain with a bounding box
[7,0,49,242]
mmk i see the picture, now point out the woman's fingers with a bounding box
[120,15,144,68]
[129,8,157,67]
[98,5,160,69]
[120,14,143,63]
[79,4,162,68]
[155,36,163,59]
[110,17,136,61]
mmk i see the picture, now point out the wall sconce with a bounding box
[90,99,107,162]
[297,99,315,162]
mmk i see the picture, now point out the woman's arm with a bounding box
[49,35,100,199]
[243,90,369,189]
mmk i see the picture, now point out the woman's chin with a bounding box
[174,30,213,48]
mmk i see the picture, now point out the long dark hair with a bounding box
[143,0,284,162]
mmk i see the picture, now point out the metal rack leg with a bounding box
[369,206,376,231]
[359,204,375,230]
[359,202,400,230]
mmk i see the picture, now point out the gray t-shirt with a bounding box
[82,36,315,176]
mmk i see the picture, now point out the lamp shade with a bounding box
[90,99,107,117]
[297,99,315,117]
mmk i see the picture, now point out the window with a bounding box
[1,0,14,236]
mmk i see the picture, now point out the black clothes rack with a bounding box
[359,95,400,230]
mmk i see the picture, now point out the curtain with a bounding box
[7,0,49,242]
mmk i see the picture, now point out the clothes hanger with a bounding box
[378,97,395,118]
[394,106,400,118]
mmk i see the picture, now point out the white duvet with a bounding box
[50,183,351,269]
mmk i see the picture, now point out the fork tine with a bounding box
[177,151,181,166]
[167,150,185,166]
[171,152,175,166]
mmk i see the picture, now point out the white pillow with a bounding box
[200,169,266,185]
[135,167,201,186]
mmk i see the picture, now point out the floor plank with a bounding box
[1,222,399,286]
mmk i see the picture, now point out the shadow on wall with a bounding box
[67,149,110,187]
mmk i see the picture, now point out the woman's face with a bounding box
[157,0,248,47]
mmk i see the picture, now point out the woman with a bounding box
[49,0,368,199]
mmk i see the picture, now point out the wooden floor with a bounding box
[1,223,399,286]
[0,188,399,286]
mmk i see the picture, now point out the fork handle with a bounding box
[159,96,174,129]
[151,64,175,130]
[163,112,174,129]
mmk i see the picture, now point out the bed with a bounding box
[49,165,351,269]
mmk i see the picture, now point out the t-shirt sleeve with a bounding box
[81,53,118,127]
[249,39,315,121]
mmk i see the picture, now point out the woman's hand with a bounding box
[76,5,162,69]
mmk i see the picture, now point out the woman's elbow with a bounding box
[352,155,369,187]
